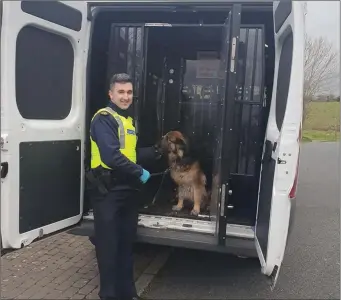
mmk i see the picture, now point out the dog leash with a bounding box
[151,168,170,205]
[149,171,168,177]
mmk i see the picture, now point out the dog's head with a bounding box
[160,131,189,162]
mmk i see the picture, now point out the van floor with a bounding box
[139,200,211,221]
[136,176,253,225]
[139,202,252,225]
[136,172,213,221]
[84,188,251,224]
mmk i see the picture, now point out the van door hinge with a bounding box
[1,162,8,179]
[272,141,278,152]
[277,157,287,164]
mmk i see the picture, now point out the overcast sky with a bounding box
[305,1,340,49]
[305,1,340,95]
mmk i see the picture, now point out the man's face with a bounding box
[109,82,133,110]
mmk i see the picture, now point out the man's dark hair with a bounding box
[109,73,133,89]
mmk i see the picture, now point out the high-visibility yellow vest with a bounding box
[90,106,137,169]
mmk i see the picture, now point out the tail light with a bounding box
[289,157,299,199]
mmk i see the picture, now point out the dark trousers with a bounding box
[92,188,139,300]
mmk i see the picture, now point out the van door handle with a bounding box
[1,162,8,178]
[273,141,278,152]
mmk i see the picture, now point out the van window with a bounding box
[275,29,293,130]
[16,25,74,120]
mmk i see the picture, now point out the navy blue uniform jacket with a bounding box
[90,102,157,180]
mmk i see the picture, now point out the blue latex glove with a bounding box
[140,169,151,184]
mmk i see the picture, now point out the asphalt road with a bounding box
[143,142,340,299]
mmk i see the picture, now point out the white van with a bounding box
[1,0,304,289]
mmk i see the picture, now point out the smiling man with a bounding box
[89,73,160,300]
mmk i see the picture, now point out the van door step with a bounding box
[66,219,94,236]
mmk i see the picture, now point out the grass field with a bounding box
[302,101,340,142]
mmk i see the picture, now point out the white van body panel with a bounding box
[0,1,90,248]
[255,0,305,288]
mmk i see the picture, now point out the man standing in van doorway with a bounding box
[88,73,161,300]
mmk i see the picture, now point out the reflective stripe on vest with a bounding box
[90,107,137,169]
[105,106,126,148]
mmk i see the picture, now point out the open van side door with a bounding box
[255,0,305,289]
[1,1,89,249]
[214,4,241,245]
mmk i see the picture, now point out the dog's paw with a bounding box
[190,208,200,216]
[172,205,183,212]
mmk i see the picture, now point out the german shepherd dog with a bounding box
[160,131,209,216]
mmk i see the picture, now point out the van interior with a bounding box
[84,5,275,229]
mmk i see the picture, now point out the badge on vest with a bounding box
[127,129,136,135]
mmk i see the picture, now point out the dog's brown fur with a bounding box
[160,131,208,216]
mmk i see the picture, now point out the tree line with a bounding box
[304,34,340,117]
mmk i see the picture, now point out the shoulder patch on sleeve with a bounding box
[100,110,109,116]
